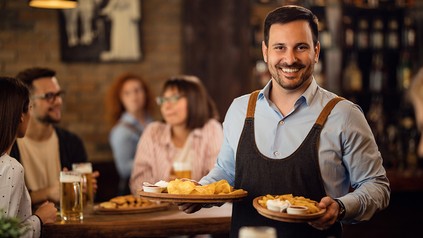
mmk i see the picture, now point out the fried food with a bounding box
[258,194,321,214]
[99,195,155,209]
[167,179,245,195]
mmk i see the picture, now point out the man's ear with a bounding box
[262,41,268,63]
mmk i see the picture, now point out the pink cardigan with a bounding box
[130,119,223,194]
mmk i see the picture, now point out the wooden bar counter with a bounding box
[43,203,232,237]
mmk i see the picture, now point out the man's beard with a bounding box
[272,61,314,90]
[38,114,60,124]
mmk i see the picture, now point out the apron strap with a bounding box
[246,90,260,119]
[315,97,345,127]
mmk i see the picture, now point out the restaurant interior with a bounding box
[1,0,423,237]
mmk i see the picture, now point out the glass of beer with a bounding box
[60,171,83,221]
[72,162,94,210]
[173,161,192,179]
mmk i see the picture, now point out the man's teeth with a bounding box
[282,68,299,73]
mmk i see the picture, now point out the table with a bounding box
[42,203,232,237]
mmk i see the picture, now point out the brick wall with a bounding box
[0,0,183,162]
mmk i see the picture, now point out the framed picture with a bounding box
[59,0,142,62]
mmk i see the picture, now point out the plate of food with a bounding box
[138,179,248,203]
[253,194,326,223]
[94,195,170,214]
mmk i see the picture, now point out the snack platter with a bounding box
[253,197,326,223]
[138,190,248,203]
[93,202,170,215]
[93,194,171,215]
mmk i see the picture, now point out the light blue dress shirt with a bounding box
[109,112,153,180]
[200,79,390,223]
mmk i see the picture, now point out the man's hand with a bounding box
[91,170,100,193]
[178,202,224,214]
[308,196,339,230]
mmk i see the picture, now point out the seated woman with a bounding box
[106,73,155,195]
[0,77,57,238]
[130,75,223,193]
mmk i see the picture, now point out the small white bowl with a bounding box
[143,185,164,193]
[266,199,290,212]
[286,205,309,215]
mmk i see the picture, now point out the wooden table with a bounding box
[42,203,232,237]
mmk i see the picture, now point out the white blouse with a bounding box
[0,153,41,238]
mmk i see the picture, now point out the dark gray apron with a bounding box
[231,90,343,238]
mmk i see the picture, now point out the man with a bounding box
[180,5,390,238]
[11,67,99,207]
[409,67,423,158]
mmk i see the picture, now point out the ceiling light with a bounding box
[29,0,78,9]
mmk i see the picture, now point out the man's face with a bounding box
[31,77,63,124]
[262,20,320,92]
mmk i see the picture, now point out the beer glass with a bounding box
[60,171,83,221]
[173,161,192,179]
[72,162,94,210]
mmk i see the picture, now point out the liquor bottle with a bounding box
[370,18,384,50]
[396,51,412,91]
[386,18,399,49]
[356,18,369,50]
[367,95,385,147]
[319,18,332,50]
[343,16,354,49]
[369,53,386,93]
[342,53,362,93]
[402,16,416,49]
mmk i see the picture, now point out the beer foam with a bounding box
[72,163,93,173]
[173,162,191,171]
[60,172,81,182]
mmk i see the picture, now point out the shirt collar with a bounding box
[258,77,318,107]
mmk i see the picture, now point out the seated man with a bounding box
[11,67,99,207]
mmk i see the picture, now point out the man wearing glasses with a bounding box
[11,67,99,208]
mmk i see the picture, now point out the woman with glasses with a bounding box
[106,73,155,195]
[0,77,57,238]
[130,76,223,193]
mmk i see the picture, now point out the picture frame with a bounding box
[58,0,142,62]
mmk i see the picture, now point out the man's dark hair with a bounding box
[16,67,56,90]
[264,5,319,47]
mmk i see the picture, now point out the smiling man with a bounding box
[179,5,390,238]
[11,67,99,208]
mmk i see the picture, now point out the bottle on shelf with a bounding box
[369,53,386,93]
[396,51,412,92]
[343,15,354,49]
[386,18,399,49]
[342,53,362,93]
[356,18,369,50]
[370,18,384,50]
[402,16,416,49]
[318,18,332,50]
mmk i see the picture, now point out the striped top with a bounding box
[130,119,223,194]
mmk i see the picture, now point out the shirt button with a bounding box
[279,120,284,125]
[274,151,280,157]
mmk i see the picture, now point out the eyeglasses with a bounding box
[156,95,184,106]
[32,90,65,103]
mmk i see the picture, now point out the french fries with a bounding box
[167,179,245,195]
[259,194,321,214]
